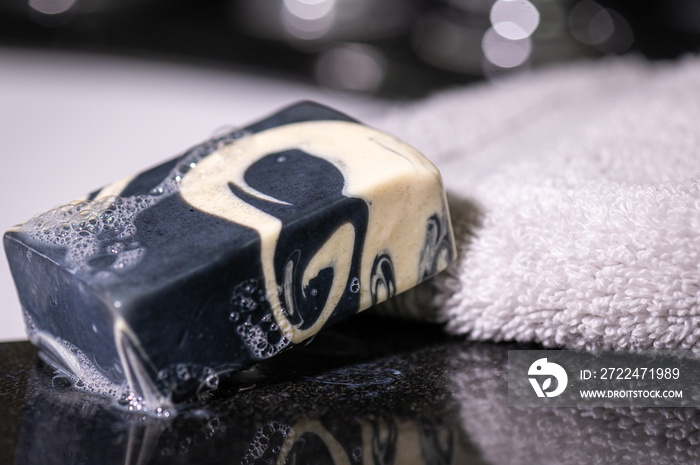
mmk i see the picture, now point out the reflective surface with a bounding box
[2,313,700,464]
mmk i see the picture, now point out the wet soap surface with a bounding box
[4,102,455,407]
[2,313,700,465]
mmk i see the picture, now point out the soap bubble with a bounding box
[176,364,191,381]
[20,133,251,277]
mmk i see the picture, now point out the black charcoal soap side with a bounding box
[1,102,360,412]
[4,232,123,396]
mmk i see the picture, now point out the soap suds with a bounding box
[19,131,248,277]
[230,279,291,360]
[17,131,249,415]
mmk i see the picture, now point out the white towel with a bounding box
[370,56,700,350]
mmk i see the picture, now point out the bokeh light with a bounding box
[282,0,336,40]
[315,43,385,92]
[490,0,540,40]
[569,0,633,53]
[28,0,76,15]
[482,27,532,68]
[483,0,538,74]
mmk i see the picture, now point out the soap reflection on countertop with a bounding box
[2,314,481,465]
[2,313,700,465]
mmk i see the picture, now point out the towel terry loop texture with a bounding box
[371,57,700,351]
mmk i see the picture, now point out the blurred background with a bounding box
[2,0,700,341]
[3,0,700,95]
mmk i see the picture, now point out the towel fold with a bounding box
[371,56,700,350]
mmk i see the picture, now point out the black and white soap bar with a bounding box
[4,102,455,410]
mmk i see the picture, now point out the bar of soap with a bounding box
[4,102,455,410]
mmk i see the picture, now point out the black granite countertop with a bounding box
[2,312,699,465]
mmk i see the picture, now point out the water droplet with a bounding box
[176,364,191,381]
[350,277,360,293]
[352,446,363,461]
[205,374,220,389]
[240,296,257,311]
[277,155,287,163]
[229,311,240,323]
[310,288,318,296]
